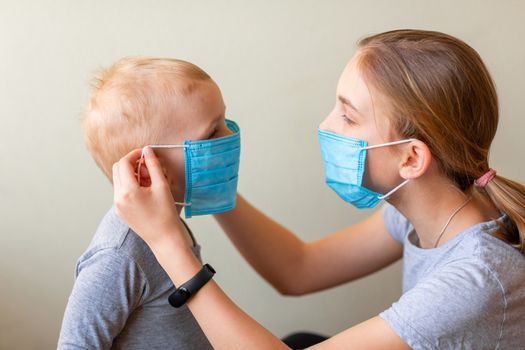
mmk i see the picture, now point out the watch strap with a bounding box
[168,263,216,308]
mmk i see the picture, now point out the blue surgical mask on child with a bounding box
[318,128,415,209]
[139,119,240,218]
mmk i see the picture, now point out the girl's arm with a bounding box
[112,148,409,350]
[214,193,402,296]
[152,234,409,350]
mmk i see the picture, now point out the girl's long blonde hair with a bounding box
[357,29,525,254]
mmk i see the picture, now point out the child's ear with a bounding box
[399,140,432,180]
[135,157,168,187]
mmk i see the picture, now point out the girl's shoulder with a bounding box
[381,213,525,349]
[456,213,525,276]
[381,249,525,349]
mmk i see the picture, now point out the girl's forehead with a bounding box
[337,58,375,119]
[337,57,395,138]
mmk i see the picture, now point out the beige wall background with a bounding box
[1,0,524,348]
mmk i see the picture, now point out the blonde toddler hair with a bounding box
[81,57,212,181]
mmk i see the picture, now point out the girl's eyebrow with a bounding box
[338,95,363,117]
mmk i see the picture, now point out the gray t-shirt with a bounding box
[379,202,525,349]
[57,206,213,350]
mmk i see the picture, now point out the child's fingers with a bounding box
[142,147,169,188]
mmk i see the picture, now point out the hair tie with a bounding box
[474,168,496,188]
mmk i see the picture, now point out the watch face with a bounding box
[168,287,191,308]
[179,288,191,298]
[168,265,215,308]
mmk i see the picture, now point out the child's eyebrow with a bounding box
[338,95,363,117]
[204,114,224,139]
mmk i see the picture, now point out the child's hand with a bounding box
[112,147,187,250]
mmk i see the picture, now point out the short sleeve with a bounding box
[57,249,147,349]
[379,259,505,349]
[380,202,412,243]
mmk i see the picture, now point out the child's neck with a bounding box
[388,176,501,249]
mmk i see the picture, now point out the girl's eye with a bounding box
[340,114,355,125]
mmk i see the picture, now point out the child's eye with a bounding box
[208,129,218,139]
[340,114,356,125]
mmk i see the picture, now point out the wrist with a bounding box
[147,221,191,254]
[169,263,216,308]
[150,234,202,285]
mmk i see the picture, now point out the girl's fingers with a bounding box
[117,148,145,188]
[112,162,120,189]
[122,148,144,166]
[142,147,169,188]
[112,162,123,206]
[119,152,142,189]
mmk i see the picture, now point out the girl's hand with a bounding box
[112,147,186,250]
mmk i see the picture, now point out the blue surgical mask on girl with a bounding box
[139,119,240,218]
[318,128,415,209]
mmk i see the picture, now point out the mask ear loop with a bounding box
[358,138,417,200]
[137,145,192,207]
[359,138,417,150]
[377,179,410,200]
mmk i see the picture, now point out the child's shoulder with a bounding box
[76,206,162,283]
[86,205,130,250]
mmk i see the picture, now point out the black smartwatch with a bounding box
[168,263,216,308]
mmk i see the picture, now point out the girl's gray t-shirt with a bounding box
[379,202,525,350]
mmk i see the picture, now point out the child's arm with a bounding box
[57,250,145,349]
[214,194,402,295]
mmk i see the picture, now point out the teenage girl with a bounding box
[111,30,525,349]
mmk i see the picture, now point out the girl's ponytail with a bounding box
[479,173,525,253]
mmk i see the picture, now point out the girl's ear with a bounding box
[399,139,432,180]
